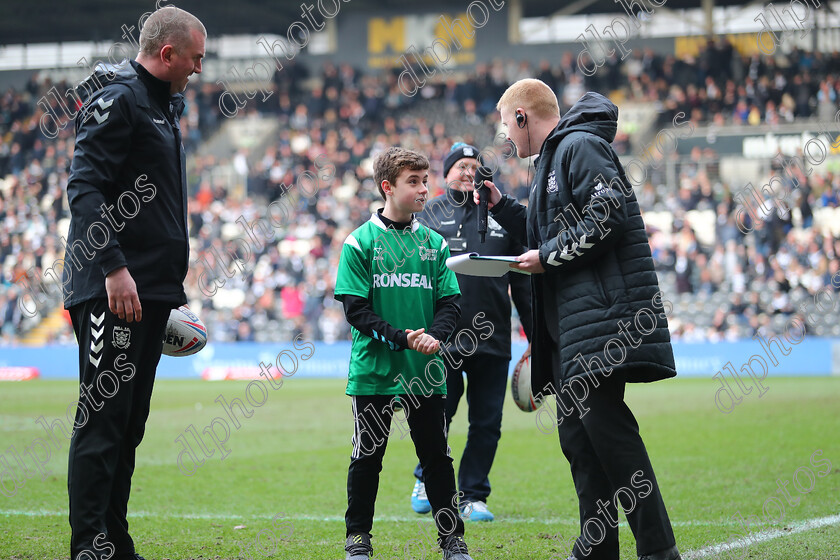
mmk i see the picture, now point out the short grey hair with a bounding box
[139,7,206,56]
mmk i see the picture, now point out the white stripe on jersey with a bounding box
[344,234,361,251]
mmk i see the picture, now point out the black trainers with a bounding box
[345,533,373,560]
[440,533,473,560]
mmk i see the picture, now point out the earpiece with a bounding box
[516,111,527,129]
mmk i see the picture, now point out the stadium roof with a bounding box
[2,0,757,45]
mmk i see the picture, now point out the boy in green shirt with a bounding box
[334,147,473,560]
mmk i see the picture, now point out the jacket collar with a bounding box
[131,60,171,107]
[170,93,186,118]
[131,59,185,118]
[371,210,420,232]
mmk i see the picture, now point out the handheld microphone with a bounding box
[475,166,493,243]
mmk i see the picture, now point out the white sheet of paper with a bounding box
[445,253,530,277]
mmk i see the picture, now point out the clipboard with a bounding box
[445,253,531,277]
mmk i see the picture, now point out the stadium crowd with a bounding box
[2,41,840,346]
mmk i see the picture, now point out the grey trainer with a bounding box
[345,533,373,560]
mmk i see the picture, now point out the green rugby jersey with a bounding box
[335,212,460,395]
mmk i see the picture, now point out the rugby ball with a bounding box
[162,306,207,357]
[511,355,543,412]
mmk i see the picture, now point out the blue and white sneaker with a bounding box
[411,480,431,514]
[460,500,495,522]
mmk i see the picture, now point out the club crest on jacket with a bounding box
[546,170,558,193]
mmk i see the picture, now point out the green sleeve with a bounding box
[436,237,460,299]
[334,235,371,301]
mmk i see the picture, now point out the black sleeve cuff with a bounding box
[427,295,461,342]
[342,294,409,351]
[100,246,128,277]
[490,194,511,215]
[395,329,408,350]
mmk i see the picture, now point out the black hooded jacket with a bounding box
[490,92,677,394]
[62,60,189,308]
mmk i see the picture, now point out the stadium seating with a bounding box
[3,43,840,346]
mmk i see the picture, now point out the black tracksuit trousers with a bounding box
[556,371,676,560]
[68,298,171,560]
[345,393,465,542]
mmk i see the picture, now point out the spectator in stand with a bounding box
[7,46,840,347]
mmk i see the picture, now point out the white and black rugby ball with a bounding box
[511,355,543,412]
[162,306,207,357]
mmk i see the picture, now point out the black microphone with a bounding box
[475,166,493,243]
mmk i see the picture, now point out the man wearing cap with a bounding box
[409,143,533,522]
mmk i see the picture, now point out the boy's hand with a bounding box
[406,328,441,355]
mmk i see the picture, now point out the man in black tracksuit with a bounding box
[480,82,682,560]
[410,143,532,521]
[62,8,205,559]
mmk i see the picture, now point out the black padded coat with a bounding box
[491,92,677,395]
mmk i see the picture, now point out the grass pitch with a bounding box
[1,377,839,559]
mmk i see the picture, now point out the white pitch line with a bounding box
[683,513,840,559]
[4,510,838,555]
[3,510,837,535]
